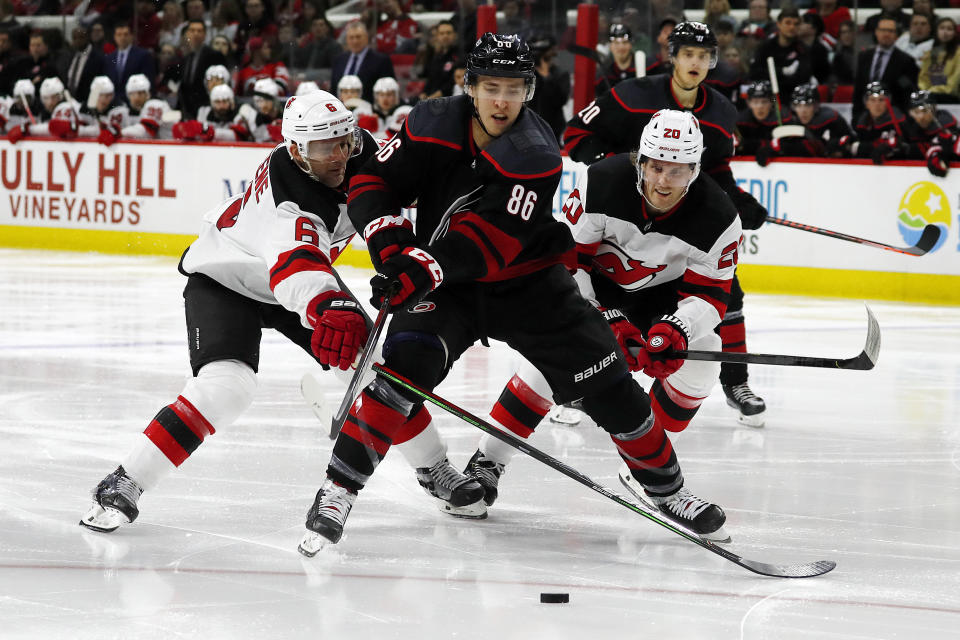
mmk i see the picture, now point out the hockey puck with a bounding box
[539,593,569,604]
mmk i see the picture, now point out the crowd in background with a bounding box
[0,0,957,172]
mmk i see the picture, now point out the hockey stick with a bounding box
[661,304,880,370]
[328,296,392,440]
[766,57,783,126]
[766,216,941,257]
[19,94,36,125]
[372,363,836,578]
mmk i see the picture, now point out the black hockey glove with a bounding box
[362,214,418,271]
[730,188,768,230]
[755,141,776,167]
[870,136,898,165]
[370,247,443,311]
[926,145,949,178]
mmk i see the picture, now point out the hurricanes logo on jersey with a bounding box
[592,242,667,290]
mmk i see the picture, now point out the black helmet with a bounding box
[746,80,773,100]
[668,21,718,69]
[909,89,934,110]
[609,23,632,41]
[465,32,536,102]
[864,81,889,99]
[791,83,818,105]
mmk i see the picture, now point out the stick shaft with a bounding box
[766,216,939,256]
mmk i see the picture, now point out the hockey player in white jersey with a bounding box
[98,74,173,145]
[250,77,284,143]
[0,79,39,132]
[337,74,376,133]
[6,77,82,143]
[204,64,231,95]
[407,110,739,539]
[174,84,257,142]
[371,76,412,139]
[77,75,127,136]
[80,91,379,534]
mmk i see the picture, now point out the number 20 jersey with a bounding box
[565,154,742,340]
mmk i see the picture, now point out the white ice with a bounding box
[1,249,959,640]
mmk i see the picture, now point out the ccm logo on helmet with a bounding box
[493,59,516,64]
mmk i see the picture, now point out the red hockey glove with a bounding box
[601,308,645,372]
[362,215,417,270]
[7,123,28,144]
[636,315,690,379]
[370,247,443,311]
[926,145,949,178]
[357,113,379,132]
[870,136,898,165]
[173,120,211,140]
[265,123,283,142]
[97,124,119,146]
[306,291,369,370]
[48,117,78,139]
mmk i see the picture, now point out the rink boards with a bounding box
[1,139,958,304]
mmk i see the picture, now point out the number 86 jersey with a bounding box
[564,153,742,340]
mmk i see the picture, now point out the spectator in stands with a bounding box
[703,0,734,32]
[106,24,156,95]
[528,32,568,142]
[919,18,960,104]
[706,24,744,104]
[16,30,60,95]
[177,19,227,118]
[912,0,938,25]
[0,30,21,96]
[596,23,635,96]
[645,18,678,77]
[157,1,186,50]
[295,16,341,69]
[0,0,27,51]
[854,81,908,164]
[211,34,238,70]
[275,22,299,68]
[184,0,210,28]
[831,19,857,86]
[235,0,278,54]
[293,0,321,36]
[63,25,106,105]
[250,77,283,142]
[896,12,935,65]
[799,13,831,85]
[808,0,851,40]
[499,0,531,40]
[236,36,290,95]
[419,20,458,99]
[737,0,776,55]
[376,0,420,55]
[750,6,813,102]
[210,0,241,46]
[331,21,395,103]
[89,21,113,56]
[854,15,918,121]
[864,0,911,38]
[134,0,162,51]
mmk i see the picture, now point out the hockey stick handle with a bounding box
[765,215,938,256]
[766,56,783,126]
[20,94,36,125]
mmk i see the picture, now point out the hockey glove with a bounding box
[97,124,119,147]
[173,120,214,141]
[363,215,418,270]
[601,308,645,372]
[7,123,27,144]
[49,117,79,140]
[870,136,898,165]
[306,291,369,370]
[636,315,690,379]
[926,145,949,178]
[730,188,768,230]
[370,247,443,311]
[755,140,777,167]
[265,123,283,142]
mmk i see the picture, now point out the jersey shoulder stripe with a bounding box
[482,108,561,180]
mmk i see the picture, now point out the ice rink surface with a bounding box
[1,249,959,640]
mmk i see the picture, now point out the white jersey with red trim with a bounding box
[198,102,258,141]
[565,153,742,341]
[120,99,173,139]
[25,97,82,136]
[180,133,376,326]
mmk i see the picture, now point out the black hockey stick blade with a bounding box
[675,304,881,370]
[371,363,836,578]
[766,216,942,257]
[329,297,391,439]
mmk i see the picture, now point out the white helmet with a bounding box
[281,90,361,169]
[40,76,64,99]
[253,77,281,98]
[636,109,704,198]
[204,64,230,86]
[13,79,35,98]
[87,75,115,109]
[125,73,151,95]
[295,80,320,96]
[373,76,399,96]
[210,83,235,104]
[337,74,363,95]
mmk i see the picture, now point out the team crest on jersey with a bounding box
[410,301,436,313]
[592,241,667,290]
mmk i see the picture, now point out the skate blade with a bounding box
[298,530,334,557]
[727,401,766,428]
[78,503,126,533]
[547,406,584,426]
[701,526,731,544]
[438,499,488,519]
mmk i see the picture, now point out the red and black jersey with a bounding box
[349,94,569,283]
[564,74,739,196]
[736,108,793,155]
[854,107,906,158]
[902,109,959,159]
[784,106,854,157]
[595,60,636,96]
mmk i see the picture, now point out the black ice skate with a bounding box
[416,457,486,519]
[723,382,766,427]
[464,449,505,507]
[618,465,730,543]
[79,466,144,533]
[299,478,357,557]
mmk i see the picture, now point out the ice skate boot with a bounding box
[463,449,505,507]
[547,401,584,426]
[416,457,486,519]
[618,465,730,543]
[299,478,357,557]
[79,466,143,533]
[723,382,766,428]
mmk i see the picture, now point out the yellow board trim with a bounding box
[736,264,960,305]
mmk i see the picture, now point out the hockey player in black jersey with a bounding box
[902,89,960,177]
[298,34,728,555]
[564,21,767,426]
[737,80,795,159]
[463,110,738,541]
[854,82,908,165]
[779,83,855,159]
[80,91,378,534]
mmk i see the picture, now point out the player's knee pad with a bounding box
[181,359,257,430]
[669,332,721,398]
[382,331,448,404]
[580,375,651,436]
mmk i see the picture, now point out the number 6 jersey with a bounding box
[565,153,742,341]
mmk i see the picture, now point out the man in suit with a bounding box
[63,26,105,105]
[106,24,156,99]
[176,20,228,120]
[330,22,394,103]
[854,15,918,121]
